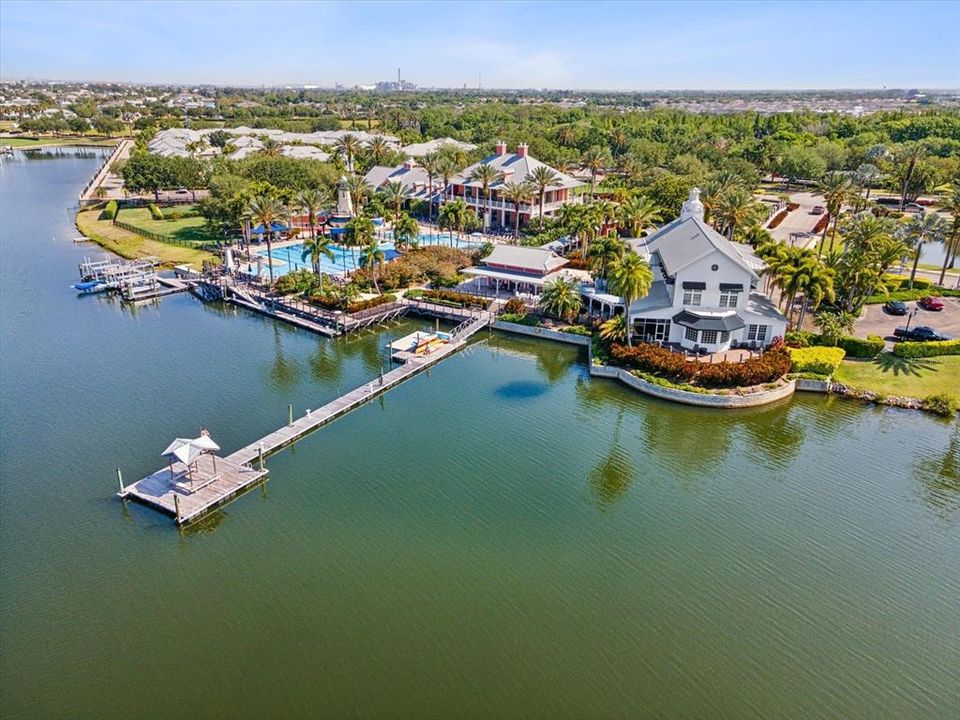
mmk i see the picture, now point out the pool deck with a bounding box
[119,309,493,525]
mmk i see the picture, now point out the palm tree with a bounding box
[247,192,287,285]
[501,180,535,240]
[817,172,854,255]
[345,215,374,267]
[421,152,441,219]
[335,133,361,174]
[301,234,335,293]
[853,163,881,211]
[581,146,608,194]
[714,187,762,241]
[895,142,927,211]
[606,252,653,347]
[367,135,390,165]
[539,276,582,322]
[393,213,420,251]
[437,198,469,246]
[897,212,949,288]
[379,180,409,225]
[529,165,560,219]
[346,175,371,213]
[743,224,773,247]
[438,156,457,206]
[598,315,627,344]
[294,187,326,242]
[701,172,744,226]
[587,235,625,285]
[260,137,282,157]
[469,163,499,232]
[937,184,960,285]
[618,195,662,237]
[358,239,386,293]
[784,254,835,328]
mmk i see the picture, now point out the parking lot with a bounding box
[854,296,960,344]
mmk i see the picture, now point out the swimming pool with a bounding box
[256,232,481,276]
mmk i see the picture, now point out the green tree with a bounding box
[539,276,582,322]
[367,135,391,165]
[295,187,327,242]
[393,213,420,251]
[581,145,609,194]
[358,238,386,293]
[897,212,949,288]
[335,133,361,173]
[817,172,855,256]
[379,180,410,225]
[437,198,470,246]
[530,165,560,219]
[469,163,498,232]
[300,234,335,292]
[936,183,960,285]
[606,252,653,346]
[247,191,287,285]
[777,146,827,187]
[421,152,441,219]
[345,215,375,267]
[501,180,535,240]
[895,142,927,211]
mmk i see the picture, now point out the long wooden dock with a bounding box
[118,310,492,525]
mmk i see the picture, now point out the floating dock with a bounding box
[118,310,492,525]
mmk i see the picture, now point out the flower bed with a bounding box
[607,342,792,389]
[408,288,488,308]
[309,293,397,314]
[767,209,789,229]
[811,214,829,234]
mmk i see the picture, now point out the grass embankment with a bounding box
[833,354,960,403]
[75,209,214,268]
[1,136,120,148]
[117,205,220,246]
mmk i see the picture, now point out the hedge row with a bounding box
[102,199,118,220]
[839,335,885,358]
[415,289,488,308]
[309,292,397,314]
[608,342,792,389]
[787,346,846,375]
[892,338,960,358]
[864,288,960,304]
[148,203,164,220]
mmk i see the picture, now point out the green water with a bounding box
[1,151,959,719]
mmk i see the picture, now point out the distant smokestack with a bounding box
[398,67,401,89]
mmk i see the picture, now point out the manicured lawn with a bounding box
[1,135,119,148]
[833,354,960,402]
[76,210,214,268]
[116,206,220,246]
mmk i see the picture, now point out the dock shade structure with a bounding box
[161,433,221,483]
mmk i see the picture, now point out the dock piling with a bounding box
[258,444,265,470]
[173,494,181,523]
[116,466,124,495]
[288,404,293,427]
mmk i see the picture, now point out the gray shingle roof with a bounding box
[482,245,568,274]
[454,151,583,191]
[639,216,761,279]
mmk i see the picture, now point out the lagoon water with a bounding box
[1,151,959,719]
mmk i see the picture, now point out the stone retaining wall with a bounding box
[590,362,797,408]
[491,321,591,346]
[794,378,831,393]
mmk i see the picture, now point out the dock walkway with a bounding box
[119,309,492,524]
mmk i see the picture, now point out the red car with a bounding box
[918,296,944,311]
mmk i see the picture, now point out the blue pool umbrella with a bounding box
[373,217,384,226]
[251,221,289,235]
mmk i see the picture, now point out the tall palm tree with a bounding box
[786,254,835,328]
[346,175,371,213]
[358,238,386,293]
[260,138,282,157]
[895,142,927,211]
[438,156,457,206]
[437,199,470,246]
[379,180,409,225]
[247,192,286,285]
[897,212,949,288]
[469,163,499,232]
[587,235,625,285]
[501,181,535,240]
[345,215,374,268]
[581,146,607,194]
[937,184,960,285]
[539,276,582,322]
[421,152,441,219]
[301,234,335,293]
[618,195,662,237]
[853,163,881,211]
[817,172,854,256]
[393,213,420,251]
[294,187,326,242]
[335,133,361,174]
[367,136,390,166]
[714,187,762,241]
[530,165,560,219]
[606,251,653,347]
[701,172,744,227]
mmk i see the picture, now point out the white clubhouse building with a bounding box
[586,189,788,352]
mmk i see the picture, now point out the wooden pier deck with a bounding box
[119,310,492,525]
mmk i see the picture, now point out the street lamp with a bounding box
[904,307,919,332]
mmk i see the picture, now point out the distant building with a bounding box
[401,137,477,158]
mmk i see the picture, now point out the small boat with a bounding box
[72,279,109,293]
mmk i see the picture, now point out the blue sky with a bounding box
[1,1,958,89]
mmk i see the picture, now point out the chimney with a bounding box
[516,143,528,158]
[494,140,507,156]
[679,187,704,222]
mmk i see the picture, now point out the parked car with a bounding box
[175,187,189,195]
[893,326,951,342]
[918,296,945,311]
[811,206,825,215]
[883,300,909,315]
